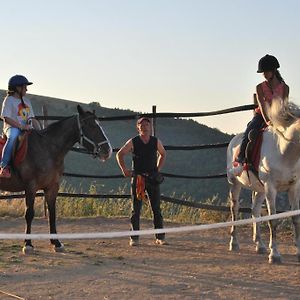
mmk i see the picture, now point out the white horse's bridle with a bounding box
[275,126,300,145]
[76,114,111,158]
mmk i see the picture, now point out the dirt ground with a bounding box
[0,216,299,300]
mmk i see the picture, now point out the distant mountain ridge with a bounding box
[0,89,233,203]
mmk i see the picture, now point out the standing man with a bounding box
[116,117,167,246]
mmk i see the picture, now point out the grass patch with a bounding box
[0,183,229,224]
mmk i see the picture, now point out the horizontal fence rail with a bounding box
[161,172,227,179]
[1,192,286,215]
[0,103,256,212]
[68,143,229,179]
[0,192,251,213]
[62,172,227,180]
[0,103,256,122]
[29,103,256,121]
[71,142,230,155]
[32,105,242,179]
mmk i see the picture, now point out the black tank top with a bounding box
[132,135,158,173]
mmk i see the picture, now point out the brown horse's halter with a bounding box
[76,114,111,158]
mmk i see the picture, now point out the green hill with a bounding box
[0,90,233,203]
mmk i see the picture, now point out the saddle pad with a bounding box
[0,132,29,167]
[13,132,29,167]
[249,130,264,172]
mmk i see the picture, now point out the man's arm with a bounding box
[116,139,133,177]
[157,139,166,172]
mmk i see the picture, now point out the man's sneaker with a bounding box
[155,239,168,245]
[0,167,11,178]
[129,239,139,246]
[229,162,243,176]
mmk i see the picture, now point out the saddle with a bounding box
[244,128,265,174]
[0,132,30,168]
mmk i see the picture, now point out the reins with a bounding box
[273,126,300,146]
[273,118,300,145]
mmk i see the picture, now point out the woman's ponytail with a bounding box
[275,70,284,83]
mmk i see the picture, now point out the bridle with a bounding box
[275,126,300,145]
[76,114,111,158]
[272,108,300,145]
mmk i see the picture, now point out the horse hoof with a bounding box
[22,245,34,255]
[229,243,240,252]
[53,243,65,253]
[269,255,282,264]
[256,247,267,254]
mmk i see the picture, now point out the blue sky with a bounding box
[0,0,299,134]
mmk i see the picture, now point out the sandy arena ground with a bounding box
[0,216,299,300]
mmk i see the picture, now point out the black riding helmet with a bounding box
[257,55,280,73]
[8,75,33,92]
[7,75,33,107]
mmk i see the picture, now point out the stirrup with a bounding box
[0,167,11,178]
[229,162,243,176]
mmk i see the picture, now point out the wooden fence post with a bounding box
[42,104,49,129]
[152,105,157,136]
[42,104,48,218]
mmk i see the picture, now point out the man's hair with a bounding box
[137,117,151,125]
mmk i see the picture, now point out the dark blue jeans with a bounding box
[0,127,21,168]
[130,176,165,241]
[238,113,265,162]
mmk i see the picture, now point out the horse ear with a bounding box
[77,105,85,115]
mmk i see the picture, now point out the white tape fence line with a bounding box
[0,209,299,240]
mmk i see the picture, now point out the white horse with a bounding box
[227,99,300,263]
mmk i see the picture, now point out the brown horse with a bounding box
[0,105,112,253]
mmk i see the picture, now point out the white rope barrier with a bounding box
[0,209,299,240]
[0,289,25,300]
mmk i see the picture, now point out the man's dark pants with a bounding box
[130,176,165,241]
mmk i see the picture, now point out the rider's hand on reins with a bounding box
[21,124,32,131]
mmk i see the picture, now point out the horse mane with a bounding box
[37,110,95,134]
[267,98,300,130]
[38,115,75,134]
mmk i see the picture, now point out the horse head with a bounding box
[267,98,300,146]
[77,105,112,161]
